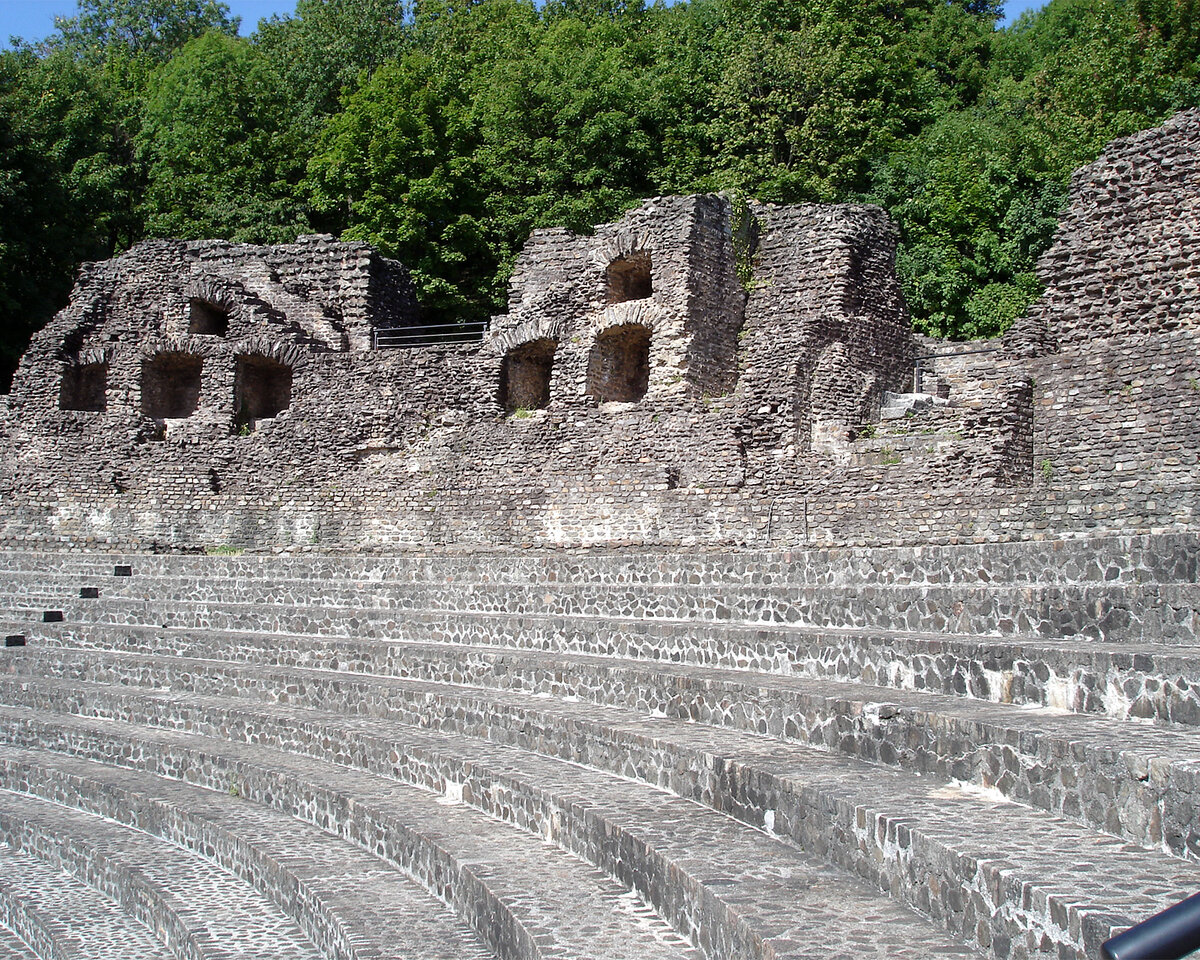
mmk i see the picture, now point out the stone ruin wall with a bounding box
[1,111,1199,551]
[1016,110,1200,501]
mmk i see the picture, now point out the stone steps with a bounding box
[0,697,985,960]
[9,638,1200,854]
[0,707,708,960]
[0,839,172,960]
[0,923,38,960]
[8,611,1200,727]
[0,743,496,960]
[2,643,1197,857]
[2,655,1197,960]
[0,787,326,960]
[3,566,1198,643]
[3,541,1198,960]
[0,534,1191,588]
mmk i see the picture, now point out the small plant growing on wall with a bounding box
[728,192,760,293]
[1040,459,1054,480]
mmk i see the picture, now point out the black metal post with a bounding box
[1102,892,1200,960]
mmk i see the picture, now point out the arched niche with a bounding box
[189,298,230,336]
[500,339,557,413]
[605,251,652,305]
[588,324,651,403]
[142,352,202,419]
[233,353,292,431]
[59,361,107,412]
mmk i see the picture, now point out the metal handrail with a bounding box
[912,345,1002,393]
[913,347,1002,360]
[373,321,488,349]
[1102,892,1200,960]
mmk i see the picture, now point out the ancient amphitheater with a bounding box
[0,110,1198,960]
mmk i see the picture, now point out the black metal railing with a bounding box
[1102,892,1200,960]
[373,321,488,349]
[912,345,1001,393]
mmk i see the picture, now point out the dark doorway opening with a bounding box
[500,339,557,413]
[189,299,229,337]
[142,353,202,419]
[605,252,652,304]
[588,324,651,402]
[234,354,292,431]
[60,361,107,411]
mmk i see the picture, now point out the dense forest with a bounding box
[2,0,1198,389]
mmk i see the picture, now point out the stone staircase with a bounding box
[0,537,1198,960]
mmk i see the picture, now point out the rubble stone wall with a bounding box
[2,111,1199,550]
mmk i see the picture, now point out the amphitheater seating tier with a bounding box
[0,538,1197,960]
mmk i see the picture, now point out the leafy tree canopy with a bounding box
[42,0,238,63]
[138,30,310,242]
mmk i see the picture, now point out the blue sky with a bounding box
[3,0,1048,47]
[2,0,291,46]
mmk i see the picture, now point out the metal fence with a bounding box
[373,321,488,349]
[912,345,1000,393]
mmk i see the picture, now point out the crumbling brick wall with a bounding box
[3,108,1200,553]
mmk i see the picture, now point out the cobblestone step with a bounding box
[3,541,1197,960]
[0,706,978,960]
[0,708,702,960]
[0,923,38,960]
[0,743,496,960]
[0,788,326,960]
[7,611,1199,728]
[6,639,1197,856]
[1,667,1195,960]
[0,840,173,960]
[3,569,1197,645]
[0,534,1191,589]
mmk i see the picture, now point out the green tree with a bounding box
[44,0,238,63]
[995,0,1199,170]
[309,50,494,320]
[137,31,310,242]
[703,0,988,202]
[870,106,1066,339]
[0,48,135,388]
[311,0,666,321]
[255,0,410,141]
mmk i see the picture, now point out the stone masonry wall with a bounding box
[1013,109,1200,350]
[2,105,1200,553]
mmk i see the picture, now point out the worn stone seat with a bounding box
[0,702,978,960]
[10,577,1198,648]
[0,840,172,960]
[0,926,38,960]
[0,745,500,960]
[3,542,1199,960]
[4,637,1194,855]
[0,713,705,960]
[0,534,1195,644]
[2,638,1199,959]
[8,600,1200,726]
[0,787,327,960]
